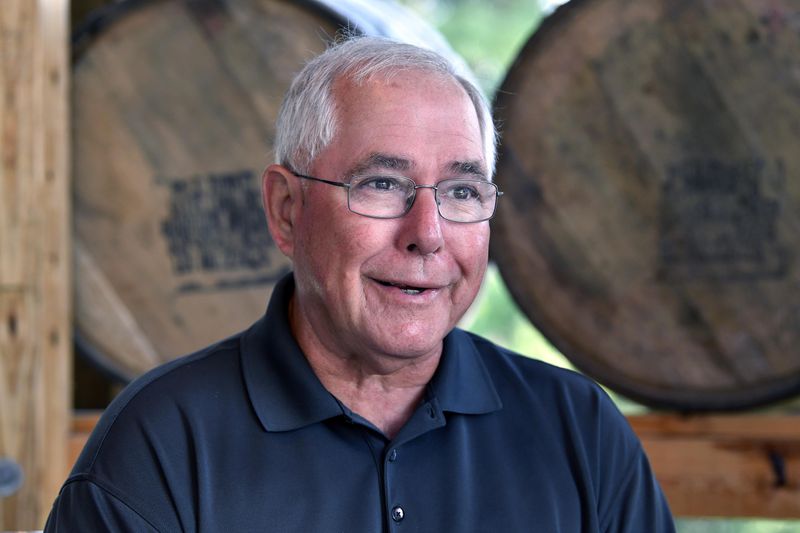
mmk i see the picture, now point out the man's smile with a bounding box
[369,276,448,296]
[378,280,426,294]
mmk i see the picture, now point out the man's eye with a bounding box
[358,176,401,191]
[446,183,481,201]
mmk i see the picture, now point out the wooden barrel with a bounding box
[72,0,464,381]
[491,0,800,410]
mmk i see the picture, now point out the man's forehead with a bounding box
[328,71,487,180]
[334,68,469,112]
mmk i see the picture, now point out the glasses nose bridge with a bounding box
[409,183,442,212]
[412,183,438,193]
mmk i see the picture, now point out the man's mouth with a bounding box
[375,279,428,295]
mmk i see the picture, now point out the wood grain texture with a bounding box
[491,0,800,410]
[632,414,800,518]
[0,0,71,529]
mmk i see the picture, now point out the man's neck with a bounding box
[289,298,441,439]
[312,363,435,439]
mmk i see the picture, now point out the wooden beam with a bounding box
[0,0,71,529]
[631,414,800,518]
[68,411,100,469]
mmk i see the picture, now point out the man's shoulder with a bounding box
[110,333,243,411]
[72,332,248,475]
[455,329,630,434]
[456,329,646,477]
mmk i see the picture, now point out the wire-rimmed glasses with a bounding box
[292,173,502,223]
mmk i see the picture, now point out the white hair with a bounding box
[274,36,497,178]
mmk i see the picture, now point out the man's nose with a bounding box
[399,187,444,255]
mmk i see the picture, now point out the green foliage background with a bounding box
[396,0,800,530]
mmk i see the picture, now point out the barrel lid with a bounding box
[491,0,800,410]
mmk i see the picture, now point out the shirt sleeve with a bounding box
[44,477,162,533]
[599,445,676,533]
[588,386,675,533]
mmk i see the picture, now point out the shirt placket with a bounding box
[383,397,446,532]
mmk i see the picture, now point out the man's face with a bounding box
[290,70,490,364]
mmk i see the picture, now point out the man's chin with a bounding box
[364,324,451,361]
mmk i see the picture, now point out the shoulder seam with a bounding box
[86,336,242,471]
[62,473,168,532]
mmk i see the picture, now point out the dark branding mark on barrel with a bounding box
[658,157,788,281]
[159,170,288,292]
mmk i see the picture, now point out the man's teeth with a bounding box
[377,280,426,294]
[401,288,422,295]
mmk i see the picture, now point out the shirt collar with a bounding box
[430,329,503,415]
[241,274,343,432]
[241,273,502,433]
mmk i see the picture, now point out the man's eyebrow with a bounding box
[347,154,487,179]
[349,153,412,175]
[449,160,488,180]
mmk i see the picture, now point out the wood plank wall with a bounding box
[0,0,71,529]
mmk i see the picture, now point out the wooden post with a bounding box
[0,0,71,529]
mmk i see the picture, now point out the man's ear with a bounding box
[262,164,301,259]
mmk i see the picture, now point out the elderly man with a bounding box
[46,37,674,532]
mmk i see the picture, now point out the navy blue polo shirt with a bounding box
[46,275,674,532]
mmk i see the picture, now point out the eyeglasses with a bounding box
[292,173,503,223]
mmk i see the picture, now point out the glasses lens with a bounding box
[436,179,498,222]
[348,175,415,218]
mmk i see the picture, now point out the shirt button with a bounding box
[388,449,398,462]
[391,506,405,522]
